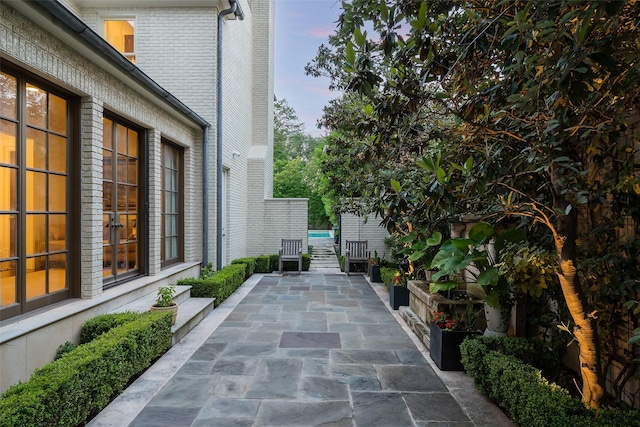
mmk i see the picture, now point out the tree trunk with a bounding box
[554,199,605,409]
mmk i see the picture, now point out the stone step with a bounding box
[111,285,215,346]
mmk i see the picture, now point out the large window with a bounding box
[104,19,136,63]
[0,68,73,320]
[161,142,183,267]
[102,117,143,284]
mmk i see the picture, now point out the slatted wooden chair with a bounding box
[345,240,370,276]
[279,239,303,274]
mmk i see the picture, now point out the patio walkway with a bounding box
[88,269,512,426]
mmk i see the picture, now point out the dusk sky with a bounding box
[274,0,343,137]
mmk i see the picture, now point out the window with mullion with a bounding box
[161,141,183,267]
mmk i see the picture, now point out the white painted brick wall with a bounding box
[340,213,391,261]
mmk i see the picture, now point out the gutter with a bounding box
[26,1,210,129]
[216,0,244,270]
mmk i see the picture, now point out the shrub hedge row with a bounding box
[80,311,142,344]
[460,337,640,427]
[0,311,172,427]
[178,263,246,306]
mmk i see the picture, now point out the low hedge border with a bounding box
[460,337,640,427]
[0,311,172,427]
[231,258,256,281]
[178,263,246,306]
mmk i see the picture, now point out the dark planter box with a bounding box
[389,284,409,310]
[369,265,382,282]
[429,322,481,371]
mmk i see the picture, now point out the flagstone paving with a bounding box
[89,272,513,427]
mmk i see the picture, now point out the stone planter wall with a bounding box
[407,280,485,328]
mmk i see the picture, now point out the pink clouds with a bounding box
[306,27,334,38]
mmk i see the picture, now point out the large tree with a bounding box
[311,0,640,408]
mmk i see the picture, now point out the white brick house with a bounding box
[0,0,307,391]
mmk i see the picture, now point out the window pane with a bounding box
[26,128,46,169]
[116,124,127,154]
[26,256,46,299]
[49,94,67,135]
[0,214,17,258]
[49,175,66,212]
[0,119,17,165]
[26,171,47,212]
[103,118,113,149]
[117,154,127,183]
[126,215,137,242]
[0,72,17,119]
[103,149,113,180]
[127,242,137,269]
[0,167,16,211]
[0,260,17,306]
[26,214,46,255]
[117,184,126,211]
[128,186,137,211]
[127,157,137,185]
[49,214,66,251]
[103,181,113,212]
[49,135,67,173]
[104,20,135,54]
[49,253,67,292]
[26,84,47,128]
[103,246,112,277]
[128,129,137,157]
[116,244,127,272]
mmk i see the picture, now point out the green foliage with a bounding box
[280,254,311,272]
[54,342,77,361]
[231,257,256,280]
[254,255,271,273]
[154,284,176,307]
[0,312,172,427]
[80,311,142,344]
[380,267,399,288]
[178,264,246,307]
[461,337,640,427]
[268,254,280,273]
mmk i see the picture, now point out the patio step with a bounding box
[111,285,215,345]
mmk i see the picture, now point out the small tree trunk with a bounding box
[554,203,605,409]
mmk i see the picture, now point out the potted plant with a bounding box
[429,222,526,336]
[430,305,481,371]
[368,252,382,282]
[389,272,409,310]
[150,284,178,325]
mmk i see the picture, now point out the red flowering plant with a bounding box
[431,303,479,331]
[391,272,403,286]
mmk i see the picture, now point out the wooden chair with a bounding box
[345,240,370,276]
[279,239,303,274]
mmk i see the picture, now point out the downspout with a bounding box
[202,126,210,266]
[216,0,244,270]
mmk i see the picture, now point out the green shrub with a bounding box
[231,257,256,280]
[80,311,142,344]
[381,267,399,288]
[460,337,640,427]
[54,341,77,361]
[254,255,271,273]
[0,311,172,427]
[178,263,246,306]
[269,254,279,272]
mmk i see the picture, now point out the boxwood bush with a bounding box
[80,311,142,344]
[0,311,172,427]
[254,255,271,273]
[231,257,256,280]
[178,263,246,306]
[461,337,640,427]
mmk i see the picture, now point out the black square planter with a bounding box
[369,265,382,282]
[429,322,480,371]
[389,284,409,310]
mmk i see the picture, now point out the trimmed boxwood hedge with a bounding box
[460,337,640,427]
[231,257,256,280]
[80,311,142,344]
[178,263,246,306]
[254,255,271,273]
[0,311,172,427]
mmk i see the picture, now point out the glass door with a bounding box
[102,117,139,281]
